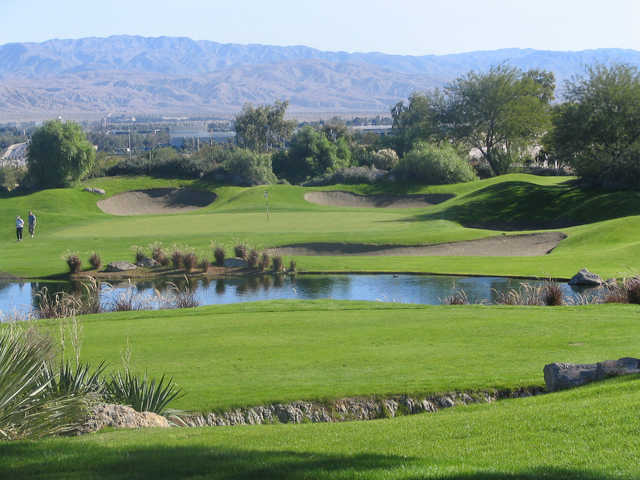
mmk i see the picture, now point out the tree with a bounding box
[234,101,295,153]
[549,64,640,187]
[272,126,351,183]
[390,92,444,157]
[444,65,554,176]
[28,120,95,188]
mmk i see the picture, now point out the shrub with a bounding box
[303,166,387,186]
[66,254,82,274]
[222,149,277,186]
[89,252,102,270]
[171,250,184,270]
[259,252,270,272]
[213,247,226,267]
[106,370,183,414]
[371,148,399,170]
[394,142,477,184]
[183,252,198,273]
[247,249,260,269]
[272,255,284,273]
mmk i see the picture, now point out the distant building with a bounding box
[0,142,28,168]
[349,125,392,136]
[169,129,235,148]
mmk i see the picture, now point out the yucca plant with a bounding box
[0,327,88,440]
[43,360,106,396]
[106,370,183,414]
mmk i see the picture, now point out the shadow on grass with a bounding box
[0,442,622,480]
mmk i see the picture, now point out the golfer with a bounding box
[28,211,36,238]
[16,215,24,241]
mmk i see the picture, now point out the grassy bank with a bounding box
[35,300,640,411]
[2,174,640,278]
[2,375,638,479]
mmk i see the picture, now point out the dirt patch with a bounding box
[304,191,453,208]
[268,232,567,257]
[97,188,216,215]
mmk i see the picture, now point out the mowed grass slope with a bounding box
[2,174,640,278]
[43,300,640,411]
[3,376,639,479]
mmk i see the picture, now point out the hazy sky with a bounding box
[3,0,640,55]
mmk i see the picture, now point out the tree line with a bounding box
[16,62,640,190]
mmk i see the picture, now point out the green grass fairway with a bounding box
[2,376,638,479]
[2,173,640,279]
[40,300,640,411]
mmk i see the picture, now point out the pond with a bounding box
[0,274,599,318]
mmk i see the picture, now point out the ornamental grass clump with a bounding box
[171,250,185,270]
[214,247,226,267]
[183,252,198,273]
[272,255,284,273]
[442,289,470,305]
[288,260,297,274]
[135,248,146,265]
[540,281,564,306]
[89,252,102,270]
[234,244,248,260]
[259,252,270,272]
[152,246,169,267]
[625,277,640,304]
[66,254,82,274]
[247,249,260,269]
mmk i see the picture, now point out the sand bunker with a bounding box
[97,188,216,216]
[269,232,567,257]
[304,191,454,208]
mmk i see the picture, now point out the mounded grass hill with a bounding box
[3,375,638,479]
[2,174,640,278]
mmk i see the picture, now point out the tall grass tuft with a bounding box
[135,248,146,265]
[259,252,270,272]
[183,252,198,273]
[35,278,102,318]
[540,281,564,306]
[214,247,226,267]
[89,252,102,270]
[199,258,209,272]
[288,260,297,274]
[442,289,469,305]
[66,254,82,274]
[247,249,259,269]
[106,370,183,414]
[152,246,169,267]
[625,277,640,304]
[234,244,248,260]
[166,278,199,309]
[272,255,284,273]
[171,250,185,270]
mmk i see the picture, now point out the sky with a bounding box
[2,0,640,55]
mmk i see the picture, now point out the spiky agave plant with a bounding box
[0,327,88,440]
[106,370,183,414]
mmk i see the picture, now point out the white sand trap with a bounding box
[304,191,453,208]
[269,232,567,257]
[97,188,216,216]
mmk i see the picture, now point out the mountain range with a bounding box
[1,36,640,120]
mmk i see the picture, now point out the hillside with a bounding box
[1,35,640,118]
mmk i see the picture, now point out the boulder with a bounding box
[224,258,248,268]
[568,268,603,286]
[104,261,137,272]
[84,187,106,195]
[76,403,169,434]
[136,257,160,268]
[543,357,640,392]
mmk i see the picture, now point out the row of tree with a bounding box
[21,62,640,190]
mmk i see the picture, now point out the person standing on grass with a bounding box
[28,211,36,238]
[16,215,24,242]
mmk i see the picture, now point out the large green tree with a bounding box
[549,64,640,187]
[390,92,444,157]
[234,101,295,153]
[28,120,95,188]
[444,65,554,176]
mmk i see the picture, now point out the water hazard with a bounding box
[0,274,599,318]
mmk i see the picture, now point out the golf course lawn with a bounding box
[2,173,640,279]
[39,300,640,411]
[2,375,638,479]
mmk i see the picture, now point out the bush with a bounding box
[304,166,387,186]
[394,143,477,184]
[183,252,198,273]
[247,249,260,269]
[371,148,399,170]
[66,254,82,274]
[171,250,184,270]
[222,149,277,186]
[89,252,102,270]
[213,247,226,267]
[272,256,284,273]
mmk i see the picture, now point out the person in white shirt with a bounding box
[16,216,24,241]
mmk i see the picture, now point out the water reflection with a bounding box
[0,274,600,318]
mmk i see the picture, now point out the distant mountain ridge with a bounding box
[1,36,640,120]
